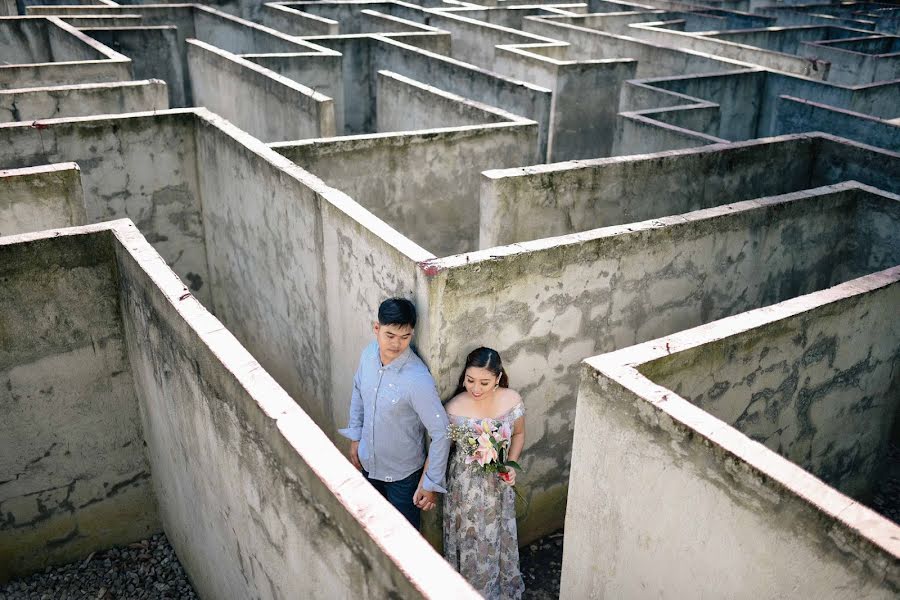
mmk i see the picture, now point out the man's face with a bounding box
[374,322,413,364]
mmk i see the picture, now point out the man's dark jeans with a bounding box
[363,468,423,529]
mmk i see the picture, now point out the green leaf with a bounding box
[505,461,522,471]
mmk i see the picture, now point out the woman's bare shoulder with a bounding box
[499,388,523,409]
[444,392,470,414]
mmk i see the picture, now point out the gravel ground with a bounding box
[0,534,197,600]
[521,530,563,600]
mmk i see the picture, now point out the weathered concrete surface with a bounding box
[496,50,637,160]
[562,268,900,598]
[376,69,512,131]
[0,16,132,89]
[192,107,430,446]
[194,111,334,436]
[113,221,477,600]
[0,227,157,583]
[188,39,336,142]
[621,69,767,142]
[83,26,187,108]
[521,15,749,79]
[479,134,900,248]
[2,0,897,572]
[277,122,537,257]
[302,32,551,155]
[614,110,723,155]
[420,6,557,69]
[419,182,900,544]
[368,35,553,159]
[22,4,327,102]
[642,270,900,501]
[244,50,345,133]
[775,96,900,152]
[1,220,477,597]
[0,80,168,123]
[192,4,327,54]
[274,71,538,256]
[0,162,86,236]
[56,15,145,29]
[615,66,900,153]
[0,109,431,451]
[626,22,831,80]
[797,35,900,85]
[258,3,339,36]
[0,110,211,307]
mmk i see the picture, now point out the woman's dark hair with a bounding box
[453,347,509,397]
[378,297,417,329]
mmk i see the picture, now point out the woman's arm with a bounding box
[507,415,526,462]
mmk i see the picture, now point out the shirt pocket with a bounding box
[381,382,407,412]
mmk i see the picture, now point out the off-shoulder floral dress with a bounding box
[443,402,525,600]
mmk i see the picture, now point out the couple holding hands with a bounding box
[339,298,526,600]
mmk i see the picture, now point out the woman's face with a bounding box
[464,366,500,400]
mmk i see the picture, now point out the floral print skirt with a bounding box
[443,449,525,600]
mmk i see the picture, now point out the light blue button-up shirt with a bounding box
[339,341,450,493]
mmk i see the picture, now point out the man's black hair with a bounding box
[378,298,417,328]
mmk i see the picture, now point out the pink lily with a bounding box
[477,444,498,466]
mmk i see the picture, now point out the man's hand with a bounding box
[348,440,362,470]
[413,487,438,512]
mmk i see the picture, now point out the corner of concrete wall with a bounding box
[0,162,87,236]
[111,219,476,600]
[564,349,900,598]
[0,226,159,583]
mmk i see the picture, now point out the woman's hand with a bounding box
[498,469,516,486]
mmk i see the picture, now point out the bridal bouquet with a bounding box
[447,419,521,480]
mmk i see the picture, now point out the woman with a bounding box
[443,347,526,600]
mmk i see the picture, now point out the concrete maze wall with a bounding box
[563,269,900,598]
[0,222,478,598]
[1,0,899,596]
[0,163,86,235]
[0,229,157,581]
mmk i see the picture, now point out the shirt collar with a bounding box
[380,346,413,372]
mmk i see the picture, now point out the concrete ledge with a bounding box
[563,265,900,597]
[478,133,900,247]
[0,79,168,123]
[0,16,132,88]
[187,37,336,141]
[776,95,900,152]
[274,120,538,256]
[0,162,86,235]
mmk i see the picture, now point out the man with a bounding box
[339,298,450,529]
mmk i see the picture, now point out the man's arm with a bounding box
[337,365,364,470]
[409,376,450,495]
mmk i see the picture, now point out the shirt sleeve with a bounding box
[409,374,450,493]
[338,360,364,441]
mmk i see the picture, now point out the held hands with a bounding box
[498,469,516,486]
[348,440,362,470]
[413,487,437,512]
